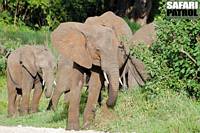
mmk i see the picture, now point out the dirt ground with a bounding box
[0,126,104,133]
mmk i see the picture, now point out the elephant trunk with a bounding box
[43,69,55,98]
[105,67,119,107]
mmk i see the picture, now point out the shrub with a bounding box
[150,0,200,98]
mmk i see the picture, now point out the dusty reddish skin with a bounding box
[51,14,149,129]
[85,11,133,43]
[129,22,156,48]
[51,22,120,130]
[7,45,55,117]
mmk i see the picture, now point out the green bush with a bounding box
[130,45,186,99]
[149,0,200,98]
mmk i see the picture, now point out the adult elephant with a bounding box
[85,11,132,42]
[85,11,149,89]
[7,45,56,117]
[51,22,131,130]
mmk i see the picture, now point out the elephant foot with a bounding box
[66,122,80,130]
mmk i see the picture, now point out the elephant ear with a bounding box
[51,27,92,69]
[20,46,37,77]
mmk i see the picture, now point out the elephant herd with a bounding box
[6,11,149,130]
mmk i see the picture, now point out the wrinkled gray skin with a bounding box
[7,45,56,117]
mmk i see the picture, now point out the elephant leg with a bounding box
[7,75,17,117]
[83,70,103,128]
[20,69,33,115]
[31,81,43,113]
[68,67,84,130]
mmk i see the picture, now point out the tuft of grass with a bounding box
[92,89,200,133]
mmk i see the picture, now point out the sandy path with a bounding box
[0,125,104,133]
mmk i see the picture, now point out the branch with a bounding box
[180,47,197,65]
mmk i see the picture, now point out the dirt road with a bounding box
[0,125,104,133]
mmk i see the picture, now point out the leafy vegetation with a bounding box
[150,0,200,99]
[0,0,100,29]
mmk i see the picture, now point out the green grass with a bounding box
[0,22,50,46]
[0,75,200,132]
[92,89,200,133]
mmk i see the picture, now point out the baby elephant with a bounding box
[7,45,56,117]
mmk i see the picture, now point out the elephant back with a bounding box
[85,11,133,43]
[129,22,156,48]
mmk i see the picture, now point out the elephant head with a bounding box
[51,22,121,107]
[20,46,56,98]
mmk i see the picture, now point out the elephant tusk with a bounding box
[103,71,109,84]
[119,78,123,86]
[42,80,45,86]
[53,80,57,86]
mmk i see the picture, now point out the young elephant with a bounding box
[7,45,56,117]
